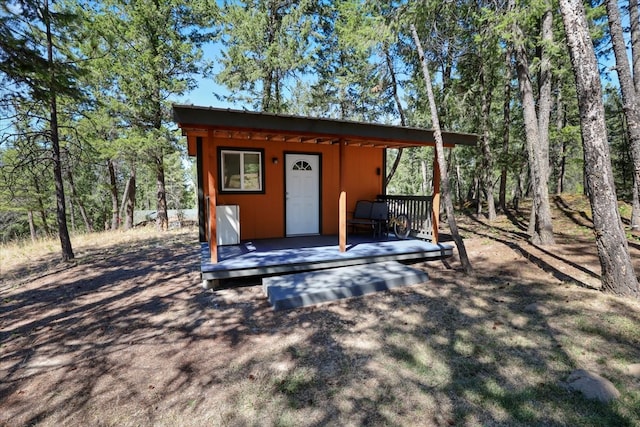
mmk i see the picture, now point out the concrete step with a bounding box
[262,261,429,311]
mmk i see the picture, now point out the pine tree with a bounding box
[411,24,472,274]
[217,0,314,113]
[604,0,640,232]
[82,0,215,230]
[559,0,639,298]
[1,0,87,260]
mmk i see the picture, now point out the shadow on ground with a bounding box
[1,224,639,426]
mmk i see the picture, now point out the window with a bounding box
[220,149,264,192]
[292,160,312,171]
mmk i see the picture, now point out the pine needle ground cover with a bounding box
[1,197,639,426]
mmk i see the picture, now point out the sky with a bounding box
[171,77,231,109]
[170,42,238,110]
[173,29,627,116]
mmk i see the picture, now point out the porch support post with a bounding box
[196,136,206,242]
[208,129,218,264]
[209,186,218,263]
[339,139,347,252]
[432,153,441,244]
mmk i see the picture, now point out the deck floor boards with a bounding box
[200,235,452,280]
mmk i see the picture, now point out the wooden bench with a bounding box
[348,200,388,237]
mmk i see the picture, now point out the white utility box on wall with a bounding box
[216,205,240,245]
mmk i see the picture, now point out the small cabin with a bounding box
[173,105,476,282]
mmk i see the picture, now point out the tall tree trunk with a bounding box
[559,0,639,298]
[28,210,37,242]
[155,153,169,231]
[557,141,567,194]
[479,67,496,221]
[556,89,567,194]
[66,167,93,232]
[528,194,537,236]
[455,164,463,205]
[513,167,523,211]
[630,0,640,230]
[468,176,478,206]
[420,159,429,195]
[632,0,640,87]
[513,16,555,245]
[38,201,50,234]
[69,193,75,232]
[384,48,405,187]
[476,177,483,217]
[606,0,640,232]
[107,159,120,230]
[45,0,74,261]
[439,42,453,128]
[447,150,460,205]
[125,173,136,230]
[120,168,136,230]
[538,3,553,179]
[148,25,169,231]
[33,179,51,235]
[499,45,512,213]
[633,177,640,230]
[411,24,472,274]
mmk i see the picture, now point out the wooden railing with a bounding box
[376,194,434,241]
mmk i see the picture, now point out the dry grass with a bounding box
[0,227,173,288]
[1,198,640,426]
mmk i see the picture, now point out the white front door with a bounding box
[285,154,320,236]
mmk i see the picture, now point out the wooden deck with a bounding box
[200,235,453,281]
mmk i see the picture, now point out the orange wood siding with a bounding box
[187,136,196,156]
[343,145,384,207]
[200,135,384,240]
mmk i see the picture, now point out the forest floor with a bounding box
[1,195,640,426]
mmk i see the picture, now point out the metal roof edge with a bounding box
[172,104,478,147]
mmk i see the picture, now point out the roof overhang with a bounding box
[173,105,478,155]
